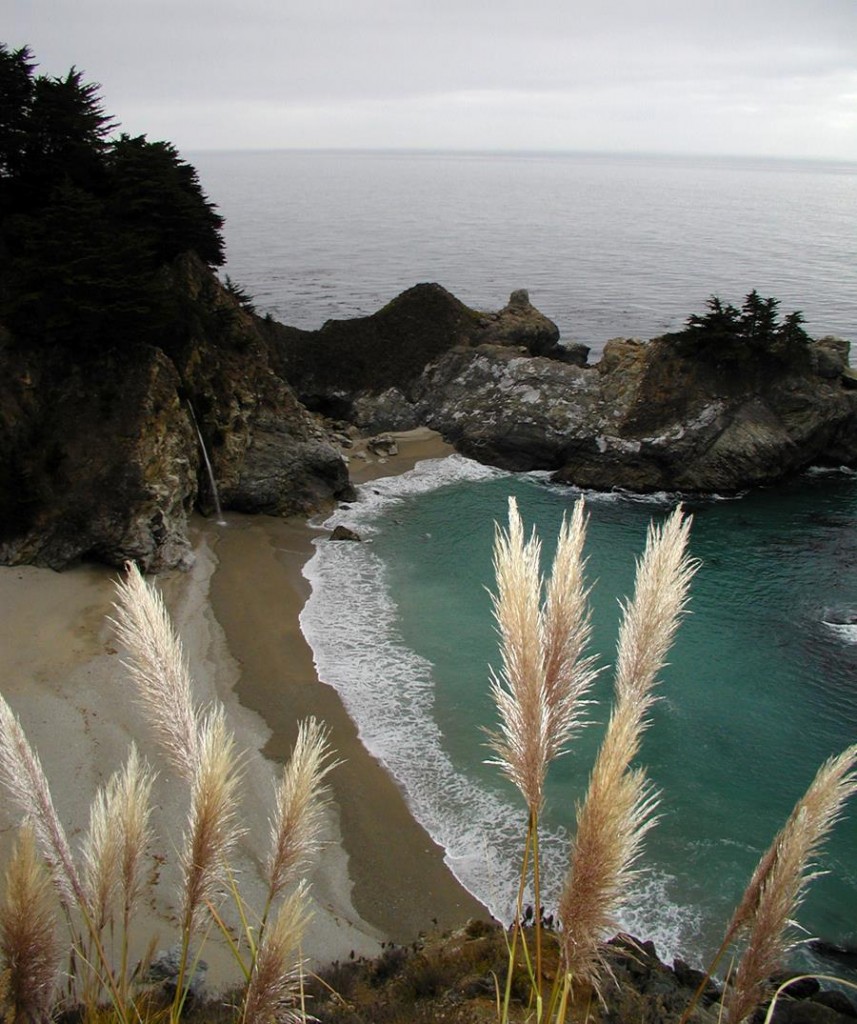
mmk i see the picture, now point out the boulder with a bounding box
[330,525,361,542]
[475,288,563,358]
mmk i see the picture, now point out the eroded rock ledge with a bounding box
[0,256,353,572]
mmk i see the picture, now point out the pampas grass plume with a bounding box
[242,883,309,1024]
[725,743,857,1024]
[487,496,597,815]
[0,692,85,910]
[267,717,338,904]
[181,705,244,935]
[559,506,696,995]
[111,561,200,779]
[0,823,59,1024]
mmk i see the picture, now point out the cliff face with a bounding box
[0,256,352,572]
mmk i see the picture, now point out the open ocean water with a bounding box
[192,150,857,970]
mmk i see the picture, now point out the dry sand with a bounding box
[0,428,486,992]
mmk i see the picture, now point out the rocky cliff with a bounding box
[0,255,352,572]
[2,274,854,573]
[275,285,856,494]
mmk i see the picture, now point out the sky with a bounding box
[7,0,857,160]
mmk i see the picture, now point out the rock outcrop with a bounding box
[2,275,854,572]
[274,285,856,494]
[0,255,353,572]
[411,333,857,491]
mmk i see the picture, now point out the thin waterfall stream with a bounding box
[187,403,227,525]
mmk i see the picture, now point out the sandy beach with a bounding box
[0,427,486,991]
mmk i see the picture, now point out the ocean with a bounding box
[192,149,857,358]
[192,150,857,970]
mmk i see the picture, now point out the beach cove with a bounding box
[0,429,484,992]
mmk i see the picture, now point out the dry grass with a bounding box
[725,744,857,1024]
[0,823,60,1023]
[0,562,334,1024]
[559,506,696,999]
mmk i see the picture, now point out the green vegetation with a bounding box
[0,43,225,352]
[670,291,812,369]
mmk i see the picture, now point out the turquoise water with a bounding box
[302,460,857,970]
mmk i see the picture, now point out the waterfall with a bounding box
[187,403,226,525]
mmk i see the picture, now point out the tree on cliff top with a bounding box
[0,42,225,352]
[672,290,811,370]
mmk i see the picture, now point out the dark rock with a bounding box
[417,330,857,492]
[772,974,822,999]
[812,991,857,1019]
[809,940,857,968]
[766,996,855,1024]
[146,945,208,1001]
[0,343,196,572]
[814,337,850,379]
[559,341,591,366]
[673,958,722,1004]
[270,282,485,419]
[475,288,563,359]
[330,525,361,542]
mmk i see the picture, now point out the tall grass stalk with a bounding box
[262,718,337,943]
[559,505,696,1002]
[114,745,156,1009]
[241,883,308,1024]
[0,693,133,1019]
[0,560,332,1022]
[487,496,598,1019]
[0,822,60,1023]
[111,562,200,780]
[173,706,244,1017]
[0,693,86,911]
[724,743,857,1024]
[112,561,326,1023]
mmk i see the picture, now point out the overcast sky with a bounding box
[8,0,857,160]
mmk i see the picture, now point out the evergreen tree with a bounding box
[0,45,36,188]
[673,291,811,369]
[107,134,225,267]
[0,42,228,352]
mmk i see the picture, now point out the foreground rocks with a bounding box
[302,921,857,1024]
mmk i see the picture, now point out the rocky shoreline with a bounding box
[1,260,855,573]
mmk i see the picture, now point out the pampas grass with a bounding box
[241,883,309,1024]
[559,506,696,998]
[0,561,336,1024]
[486,500,697,1021]
[724,743,857,1024]
[111,562,200,780]
[487,496,599,1017]
[0,692,85,911]
[264,718,337,930]
[0,823,60,1023]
